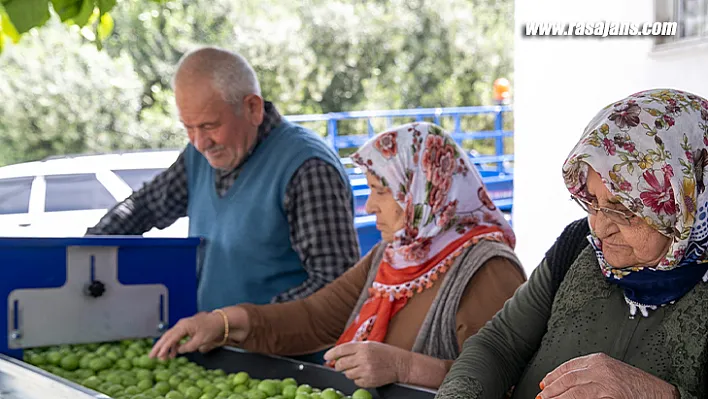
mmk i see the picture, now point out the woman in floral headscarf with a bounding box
[437,88,708,399]
[150,122,526,389]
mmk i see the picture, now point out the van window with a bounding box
[113,168,165,191]
[45,174,116,212]
[0,177,33,214]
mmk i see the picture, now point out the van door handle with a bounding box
[18,223,31,227]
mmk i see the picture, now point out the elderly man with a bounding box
[88,46,360,314]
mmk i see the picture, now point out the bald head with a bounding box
[173,47,265,171]
[173,47,261,110]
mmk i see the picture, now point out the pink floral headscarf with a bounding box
[351,122,515,269]
[564,88,708,271]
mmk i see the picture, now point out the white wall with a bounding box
[513,0,708,275]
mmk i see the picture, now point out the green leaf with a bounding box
[50,0,82,22]
[425,211,435,225]
[399,183,406,195]
[3,0,50,34]
[641,123,651,130]
[0,31,3,52]
[96,0,116,16]
[69,0,94,26]
[619,154,629,162]
[627,163,635,174]
[97,12,113,40]
[0,7,20,42]
[425,181,432,196]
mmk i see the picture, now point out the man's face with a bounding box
[175,79,262,171]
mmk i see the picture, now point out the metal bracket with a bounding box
[7,246,168,349]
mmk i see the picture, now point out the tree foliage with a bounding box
[0,17,148,165]
[0,0,513,166]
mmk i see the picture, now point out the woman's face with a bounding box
[365,173,406,242]
[585,168,672,268]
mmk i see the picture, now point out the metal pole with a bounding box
[327,117,339,154]
[494,108,504,173]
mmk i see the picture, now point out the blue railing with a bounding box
[287,106,512,174]
[285,105,514,255]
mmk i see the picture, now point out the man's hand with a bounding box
[324,341,411,388]
[539,353,679,399]
[149,311,225,360]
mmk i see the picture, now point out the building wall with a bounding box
[513,0,708,274]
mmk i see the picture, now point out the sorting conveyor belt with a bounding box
[0,237,437,398]
[186,347,436,399]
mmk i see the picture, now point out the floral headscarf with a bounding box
[334,122,515,347]
[563,88,708,317]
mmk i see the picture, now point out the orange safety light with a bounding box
[493,78,511,103]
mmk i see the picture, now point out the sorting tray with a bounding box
[0,353,106,399]
[186,347,437,399]
[1,346,436,399]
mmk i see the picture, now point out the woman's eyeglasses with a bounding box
[571,196,635,226]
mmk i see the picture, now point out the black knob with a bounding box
[85,281,106,298]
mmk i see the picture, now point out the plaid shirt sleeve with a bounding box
[273,158,361,303]
[86,150,189,235]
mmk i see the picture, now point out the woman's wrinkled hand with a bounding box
[539,353,679,399]
[324,341,411,388]
[149,311,225,360]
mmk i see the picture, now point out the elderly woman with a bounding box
[436,88,708,399]
[150,122,526,389]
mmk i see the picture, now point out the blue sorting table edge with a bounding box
[0,236,203,247]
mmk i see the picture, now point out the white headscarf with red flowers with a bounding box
[563,88,708,316]
[351,122,515,269]
[333,122,516,348]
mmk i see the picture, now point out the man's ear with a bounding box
[242,94,264,126]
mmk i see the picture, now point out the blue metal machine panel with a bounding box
[0,237,201,359]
